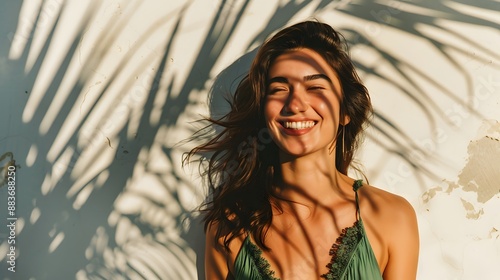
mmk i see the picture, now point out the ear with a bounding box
[341,115,350,126]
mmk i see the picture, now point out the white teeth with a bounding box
[284,121,315,129]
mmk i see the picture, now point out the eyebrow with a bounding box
[304,74,332,83]
[268,74,332,84]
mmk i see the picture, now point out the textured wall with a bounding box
[0,0,499,279]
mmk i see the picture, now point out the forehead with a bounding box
[268,48,336,79]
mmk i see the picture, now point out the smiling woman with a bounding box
[184,20,419,279]
[265,49,345,157]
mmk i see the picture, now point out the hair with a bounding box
[184,20,372,251]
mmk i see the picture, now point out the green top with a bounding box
[233,180,383,280]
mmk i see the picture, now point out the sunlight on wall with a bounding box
[26,144,38,167]
[419,120,500,279]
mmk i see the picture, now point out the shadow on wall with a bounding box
[336,0,500,186]
[0,0,498,279]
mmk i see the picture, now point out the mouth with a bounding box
[281,121,316,130]
[278,120,317,136]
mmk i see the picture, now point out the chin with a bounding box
[278,145,315,158]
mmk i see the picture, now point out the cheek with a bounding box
[264,99,282,121]
[264,100,283,142]
[317,98,341,122]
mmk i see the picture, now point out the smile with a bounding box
[282,121,316,130]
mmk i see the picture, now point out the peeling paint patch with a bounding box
[421,120,500,229]
[419,120,500,278]
[0,152,19,187]
[422,186,443,203]
[445,181,460,194]
[488,227,499,239]
[458,121,500,204]
[461,198,484,219]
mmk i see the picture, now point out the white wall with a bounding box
[0,0,499,279]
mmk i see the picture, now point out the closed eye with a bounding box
[307,86,326,92]
[268,86,289,94]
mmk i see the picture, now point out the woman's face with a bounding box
[264,48,346,157]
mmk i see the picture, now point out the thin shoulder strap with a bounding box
[353,179,363,220]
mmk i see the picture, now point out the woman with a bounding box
[186,20,419,279]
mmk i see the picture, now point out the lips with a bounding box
[279,120,317,135]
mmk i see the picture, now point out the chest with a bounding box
[260,213,359,278]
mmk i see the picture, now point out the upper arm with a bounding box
[382,197,420,280]
[205,223,230,280]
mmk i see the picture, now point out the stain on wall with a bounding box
[423,120,500,213]
[459,121,500,205]
[420,120,500,279]
[0,152,18,187]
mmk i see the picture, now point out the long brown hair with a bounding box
[184,20,372,250]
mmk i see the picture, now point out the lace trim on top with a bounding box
[244,179,364,280]
[320,221,363,279]
[321,179,364,279]
[244,222,363,280]
[245,237,280,280]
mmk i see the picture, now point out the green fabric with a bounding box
[233,180,383,279]
[234,236,279,280]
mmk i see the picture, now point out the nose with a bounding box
[283,88,308,114]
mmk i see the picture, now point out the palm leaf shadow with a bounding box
[1,1,203,279]
[3,0,498,279]
[335,0,500,186]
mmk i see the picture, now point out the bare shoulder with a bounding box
[357,183,419,248]
[205,221,246,279]
[358,183,420,278]
[358,183,416,221]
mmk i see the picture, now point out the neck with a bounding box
[273,150,353,210]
